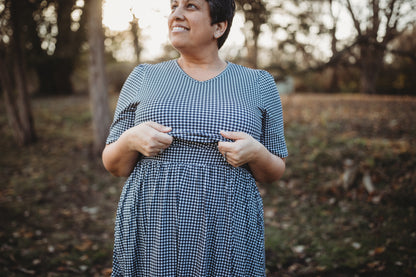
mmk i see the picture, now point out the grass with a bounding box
[1,93,415,276]
[263,94,416,276]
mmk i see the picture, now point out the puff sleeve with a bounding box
[258,70,288,158]
[106,65,146,144]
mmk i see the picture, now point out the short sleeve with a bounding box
[258,70,288,158]
[106,65,146,144]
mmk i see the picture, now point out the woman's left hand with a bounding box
[218,131,262,167]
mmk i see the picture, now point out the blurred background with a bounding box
[1,0,415,276]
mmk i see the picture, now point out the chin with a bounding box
[170,40,187,51]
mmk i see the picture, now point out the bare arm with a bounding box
[102,122,173,177]
[217,131,286,184]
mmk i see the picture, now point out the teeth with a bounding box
[172,26,187,31]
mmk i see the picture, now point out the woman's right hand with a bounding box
[124,121,173,157]
[103,121,173,177]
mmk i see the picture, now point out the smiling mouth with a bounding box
[172,26,188,32]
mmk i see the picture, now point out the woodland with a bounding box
[1,0,415,276]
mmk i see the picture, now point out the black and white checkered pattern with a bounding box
[107,60,288,276]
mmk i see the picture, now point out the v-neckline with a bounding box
[174,59,230,83]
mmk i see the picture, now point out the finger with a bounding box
[156,132,173,145]
[223,154,241,168]
[146,121,172,133]
[151,140,169,149]
[141,123,172,146]
[217,141,235,154]
[220,130,248,141]
[222,151,233,165]
[147,143,167,156]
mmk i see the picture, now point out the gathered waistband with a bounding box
[142,137,231,167]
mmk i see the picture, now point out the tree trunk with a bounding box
[0,0,37,145]
[0,58,36,147]
[12,52,37,143]
[238,0,268,69]
[328,0,339,92]
[359,41,383,94]
[88,0,111,156]
[0,55,28,145]
[130,15,142,63]
[329,67,339,92]
[242,23,259,68]
[245,37,258,68]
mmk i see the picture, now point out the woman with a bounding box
[102,0,288,276]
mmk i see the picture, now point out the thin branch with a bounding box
[385,0,397,28]
[345,0,362,37]
[294,40,360,74]
[371,0,380,37]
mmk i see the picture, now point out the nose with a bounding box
[171,5,185,20]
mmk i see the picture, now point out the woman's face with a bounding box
[168,0,218,52]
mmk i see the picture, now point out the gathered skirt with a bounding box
[111,138,266,277]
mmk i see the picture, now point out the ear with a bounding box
[213,21,228,39]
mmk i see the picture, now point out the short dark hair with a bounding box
[206,0,235,49]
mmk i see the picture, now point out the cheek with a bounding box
[167,17,175,40]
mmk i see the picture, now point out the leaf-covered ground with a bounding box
[0,94,415,276]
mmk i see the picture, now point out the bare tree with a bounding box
[87,0,111,156]
[327,0,341,91]
[265,0,415,93]
[236,0,269,68]
[267,0,332,74]
[343,0,416,94]
[0,0,36,145]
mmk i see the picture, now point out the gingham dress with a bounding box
[107,60,288,277]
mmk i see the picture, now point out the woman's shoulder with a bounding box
[130,60,177,78]
[135,60,176,70]
[227,62,270,75]
[227,62,273,81]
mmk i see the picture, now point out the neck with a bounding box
[179,44,223,63]
[176,41,225,68]
[177,53,228,82]
[178,55,225,70]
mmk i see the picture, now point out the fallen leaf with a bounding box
[374,246,386,255]
[102,268,113,275]
[75,239,93,251]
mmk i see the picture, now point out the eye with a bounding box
[187,3,197,9]
[170,2,178,11]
